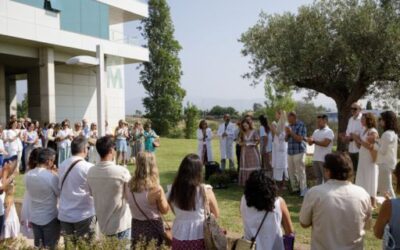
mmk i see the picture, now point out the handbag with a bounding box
[202,185,228,250]
[152,138,160,148]
[283,233,295,250]
[383,224,397,250]
[132,192,172,246]
[231,211,269,250]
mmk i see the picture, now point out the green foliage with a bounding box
[184,103,200,139]
[139,0,186,136]
[208,105,239,118]
[17,93,28,118]
[366,101,373,110]
[295,101,328,136]
[240,0,400,149]
[264,84,296,122]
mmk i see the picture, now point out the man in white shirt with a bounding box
[25,148,60,249]
[307,115,334,185]
[300,153,372,250]
[217,114,236,170]
[87,135,131,239]
[342,102,363,174]
[58,136,95,245]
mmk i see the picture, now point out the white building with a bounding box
[0,0,149,134]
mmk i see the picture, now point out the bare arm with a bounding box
[314,138,332,147]
[206,188,220,218]
[374,199,391,239]
[155,186,170,215]
[280,198,294,235]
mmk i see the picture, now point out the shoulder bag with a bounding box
[202,185,228,250]
[132,192,172,246]
[231,210,268,250]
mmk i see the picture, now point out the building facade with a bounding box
[0,0,148,133]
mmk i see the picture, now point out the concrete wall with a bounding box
[54,61,125,128]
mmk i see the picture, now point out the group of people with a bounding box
[0,116,159,170]
[0,101,398,250]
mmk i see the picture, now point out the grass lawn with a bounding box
[14,138,381,249]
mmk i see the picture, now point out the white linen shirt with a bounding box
[56,129,73,149]
[87,161,131,235]
[25,167,60,226]
[58,156,95,223]
[346,114,363,153]
[312,126,334,162]
[300,180,371,250]
[376,130,398,169]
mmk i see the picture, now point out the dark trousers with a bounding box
[32,218,61,250]
[61,216,97,247]
[0,215,4,236]
[235,144,241,172]
[349,153,359,174]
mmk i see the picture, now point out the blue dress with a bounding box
[144,130,158,153]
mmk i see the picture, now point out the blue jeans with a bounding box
[109,228,131,240]
[0,154,3,167]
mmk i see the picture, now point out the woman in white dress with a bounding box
[197,120,213,165]
[88,123,100,164]
[353,113,379,207]
[241,170,294,250]
[376,111,398,198]
[271,111,289,191]
[1,157,20,239]
[168,154,220,249]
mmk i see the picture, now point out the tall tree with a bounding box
[240,0,400,150]
[366,101,373,110]
[139,0,186,136]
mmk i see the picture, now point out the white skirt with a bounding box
[2,204,20,239]
[273,168,289,181]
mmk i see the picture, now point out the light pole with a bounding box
[66,45,107,136]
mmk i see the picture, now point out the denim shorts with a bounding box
[116,139,128,153]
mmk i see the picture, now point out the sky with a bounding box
[124,0,338,114]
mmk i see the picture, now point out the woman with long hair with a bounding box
[376,111,398,198]
[241,170,294,250]
[271,111,289,190]
[20,147,41,239]
[197,120,213,165]
[126,152,169,247]
[46,123,56,151]
[1,156,20,239]
[353,113,379,207]
[168,154,220,250]
[259,115,273,176]
[238,119,261,186]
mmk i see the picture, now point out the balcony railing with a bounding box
[109,29,141,46]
